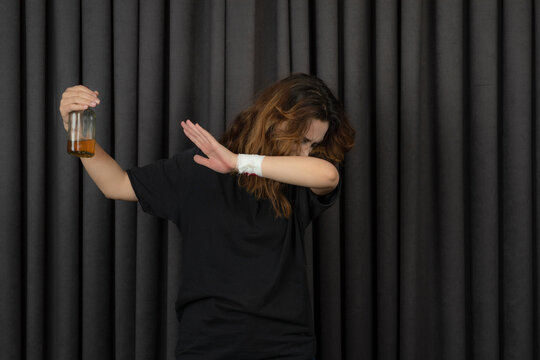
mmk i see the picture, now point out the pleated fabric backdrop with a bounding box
[1,0,539,359]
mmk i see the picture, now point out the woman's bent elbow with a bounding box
[326,165,339,188]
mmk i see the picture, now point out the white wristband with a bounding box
[237,154,265,177]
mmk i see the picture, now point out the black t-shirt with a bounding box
[126,147,340,360]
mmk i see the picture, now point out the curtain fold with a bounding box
[0,2,21,360]
[112,0,139,359]
[501,1,536,359]
[0,0,538,359]
[23,1,48,359]
[372,0,398,359]
[469,1,499,359]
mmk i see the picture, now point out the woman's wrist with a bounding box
[236,154,265,176]
[232,154,239,171]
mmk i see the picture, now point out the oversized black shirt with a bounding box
[126,147,340,360]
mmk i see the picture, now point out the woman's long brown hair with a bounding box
[220,73,355,218]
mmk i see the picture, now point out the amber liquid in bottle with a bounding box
[67,139,96,157]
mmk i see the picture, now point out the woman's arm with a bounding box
[259,156,339,195]
[59,85,137,201]
[180,120,339,195]
[80,143,137,201]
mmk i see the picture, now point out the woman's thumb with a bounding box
[193,154,210,167]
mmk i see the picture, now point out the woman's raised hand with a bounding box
[181,120,238,174]
[59,85,100,132]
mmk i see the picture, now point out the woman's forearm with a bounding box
[246,155,339,193]
[80,142,135,200]
[180,120,339,194]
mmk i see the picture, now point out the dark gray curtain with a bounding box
[1,0,539,359]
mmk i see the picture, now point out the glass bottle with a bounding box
[67,109,96,157]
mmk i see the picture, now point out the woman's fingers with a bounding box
[193,154,211,167]
[60,86,100,120]
[181,120,235,173]
[184,120,213,146]
[191,121,215,145]
[63,86,100,103]
[63,87,100,102]
[59,85,100,132]
[185,120,210,144]
[181,121,202,144]
[64,89,99,99]
[66,85,98,98]
[67,104,90,112]
[194,123,217,144]
[62,93,100,107]
[181,121,225,164]
[182,124,202,146]
[182,121,208,151]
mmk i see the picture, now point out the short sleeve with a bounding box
[293,179,341,229]
[126,154,183,223]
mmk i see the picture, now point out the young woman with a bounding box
[59,73,355,359]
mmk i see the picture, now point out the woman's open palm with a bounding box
[180,120,238,174]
